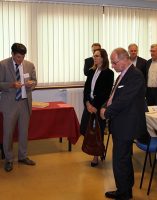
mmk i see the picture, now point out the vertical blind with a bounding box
[0,1,103,85]
[0,1,157,85]
[103,6,157,60]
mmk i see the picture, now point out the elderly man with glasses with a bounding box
[100,48,147,200]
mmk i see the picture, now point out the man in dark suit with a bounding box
[128,43,147,79]
[0,43,37,172]
[84,43,101,76]
[100,48,146,200]
[145,44,157,105]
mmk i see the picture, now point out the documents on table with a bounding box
[148,106,157,114]
[57,103,71,107]
[32,101,49,108]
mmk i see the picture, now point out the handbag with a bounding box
[82,113,105,156]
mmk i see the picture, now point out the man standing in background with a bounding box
[146,44,157,106]
[128,43,147,79]
[0,43,37,172]
[84,43,101,76]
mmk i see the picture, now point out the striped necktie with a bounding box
[15,64,22,101]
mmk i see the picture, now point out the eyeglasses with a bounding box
[93,55,101,58]
[111,60,120,65]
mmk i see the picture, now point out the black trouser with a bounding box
[146,87,157,106]
[112,137,134,194]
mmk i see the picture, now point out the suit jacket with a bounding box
[0,57,37,115]
[105,65,147,140]
[84,67,114,110]
[84,57,94,76]
[136,56,147,80]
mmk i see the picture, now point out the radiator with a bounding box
[32,88,84,122]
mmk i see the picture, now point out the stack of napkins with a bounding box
[32,101,49,108]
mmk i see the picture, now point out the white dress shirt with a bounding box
[13,60,27,98]
[90,67,101,99]
[148,61,157,87]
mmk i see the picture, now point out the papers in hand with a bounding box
[32,101,49,108]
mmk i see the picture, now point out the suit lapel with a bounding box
[23,61,27,74]
[113,65,134,98]
[8,58,16,80]
[118,65,134,84]
[136,57,140,68]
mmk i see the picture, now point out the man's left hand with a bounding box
[25,80,35,88]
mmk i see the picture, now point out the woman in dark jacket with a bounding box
[80,48,114,166]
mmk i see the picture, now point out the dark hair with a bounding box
[91,43,101,48]
[11,43,27,55]
[93,48,109,70]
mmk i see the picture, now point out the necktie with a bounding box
[107,74,122,107]
[15,64,22,101]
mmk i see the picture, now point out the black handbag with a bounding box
[82,113,105,156]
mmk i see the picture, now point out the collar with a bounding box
[120,64,132,78]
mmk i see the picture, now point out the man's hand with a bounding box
[12,81,22,89]
[25,80,35,88]
[100,108,106,119]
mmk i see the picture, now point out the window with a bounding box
[0,2,157,85]
[0,2,103,85]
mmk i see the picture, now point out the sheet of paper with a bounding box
[32,101,49,108]
[148,106,157,113]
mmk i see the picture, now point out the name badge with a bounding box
[24,73,30,78]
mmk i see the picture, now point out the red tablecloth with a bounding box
[0,102,80,145]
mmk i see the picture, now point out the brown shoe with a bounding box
[18,157,36,166]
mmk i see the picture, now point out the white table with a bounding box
[146,106,157,137]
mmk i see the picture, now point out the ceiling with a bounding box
[6,0,157,9]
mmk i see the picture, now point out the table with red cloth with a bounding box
[0,102,80,158]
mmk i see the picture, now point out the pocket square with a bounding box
[118,85,124,88]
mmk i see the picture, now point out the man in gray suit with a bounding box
[0,43,37,172]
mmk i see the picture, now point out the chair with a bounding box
[136,137,157,195]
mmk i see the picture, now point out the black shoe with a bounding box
[100,155,105,161]
[91,161,98,167]
[115,197,131,200]
[105,190,132,199]
[18,157,36,166]
[4,162,13,172]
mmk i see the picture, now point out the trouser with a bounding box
[3,99,30,162]
[146,87,157,106]
[112,137,134,194]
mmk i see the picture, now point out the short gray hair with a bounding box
[151,44,157,49]
[112,47,130,60]
[128,43,138,50]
